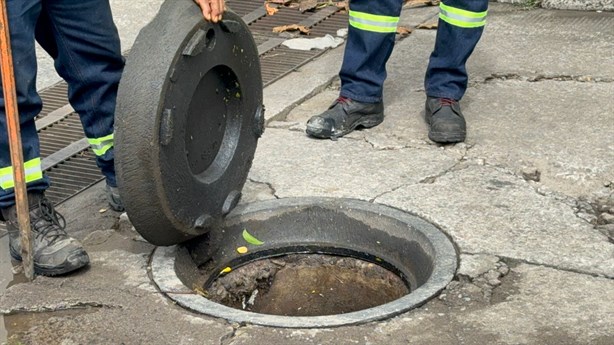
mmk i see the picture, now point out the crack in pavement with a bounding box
[371,144,471,202]
[363,134,433,151]
[418,145,472,184]
[463,251,614,280]
[0,301,122,316]
[247,178,279,199]
[477,73,614,84]
[219,323,241,345]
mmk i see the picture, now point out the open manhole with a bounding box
[151,198,457,328]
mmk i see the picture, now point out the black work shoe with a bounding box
[106,185,124,212]
[306,96,384,139]
[2,193,90,276]
[424,97,466,143]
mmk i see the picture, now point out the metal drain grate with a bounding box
[260,46,327,85]
[37,82,69,118]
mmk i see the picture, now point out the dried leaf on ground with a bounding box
[396,26,413,37]
[299,0,318,12]
[273,24,310,34]
[265,3,279,15]
[336,1,349,12]
[417,21,438,29]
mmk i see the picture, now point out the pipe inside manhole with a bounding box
[150,198,457,328]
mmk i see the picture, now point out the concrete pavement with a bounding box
[2,2,613,345]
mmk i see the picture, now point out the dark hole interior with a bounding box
[206,254,410,317]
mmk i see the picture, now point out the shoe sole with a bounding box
[428,131,466,143]
[306,115,384,139]
[10,248,89,276]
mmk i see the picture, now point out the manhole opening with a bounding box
[206,253,410,317]
[153,198,457,328]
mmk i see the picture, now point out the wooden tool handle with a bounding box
[0,0,34,280]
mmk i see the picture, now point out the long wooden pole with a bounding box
[0,0,34,280]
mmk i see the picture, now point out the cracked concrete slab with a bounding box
[238,179,279,206]
[464,80,614,197]
[377,164,614,277]
[248,128,461,201]
[470,6,614,80]
[497,0,614,11]
[0,249,233,344]
[285,6,614,199]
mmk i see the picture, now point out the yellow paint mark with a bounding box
[220,267,232,274]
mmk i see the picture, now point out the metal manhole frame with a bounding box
[150,197,458,328]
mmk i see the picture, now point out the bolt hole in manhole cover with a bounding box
[151,198,457,328]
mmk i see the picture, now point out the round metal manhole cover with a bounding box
[150,198,458,328]
[115,2,263,246]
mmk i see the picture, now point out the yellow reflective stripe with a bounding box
[439,3,487,28]
[0,166,12,189]
[349,10,399,33]
[440,3,487,19]
[0,158,44,190]
[87,133,114,156]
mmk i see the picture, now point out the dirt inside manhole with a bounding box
[204,254,410,316]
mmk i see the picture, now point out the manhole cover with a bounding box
[151,198,457,328]
[115,3,263,246]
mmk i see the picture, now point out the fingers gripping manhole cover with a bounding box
[150,198,458,328]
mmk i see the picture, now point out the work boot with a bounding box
[1,193,90,276]
[424,97,466,143]
[306,96,384,139]
[106,184,124,212]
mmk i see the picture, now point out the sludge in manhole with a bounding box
[206,254,409,316]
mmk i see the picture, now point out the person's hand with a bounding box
[194,0,225,23]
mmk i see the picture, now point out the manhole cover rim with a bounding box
[151,197,458,328]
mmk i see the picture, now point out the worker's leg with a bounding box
[424,0,488,100]
[0,0,89,275]
[423,0,488,144]
[306,0,403,139]
[0,0,49,209]
[339,0,404,103]
[37,0,124,210]
[36,0,124,185]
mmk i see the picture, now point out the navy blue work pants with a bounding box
[339,0,489,103]
[0,0,123,208]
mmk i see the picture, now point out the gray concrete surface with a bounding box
[2,2,614,345]
[497,0,614,11]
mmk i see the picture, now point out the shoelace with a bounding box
[336,96,351,104]
[32,198,67,244]
[439,98,457,106]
